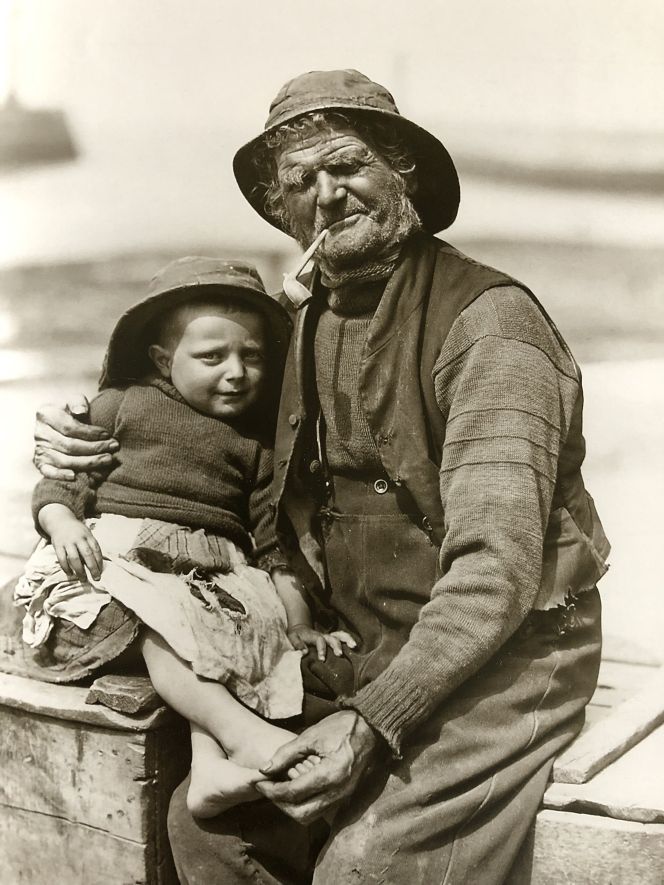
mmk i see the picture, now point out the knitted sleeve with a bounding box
[344,287,580,754]
[32,388,125,529]
[247,442,289,572]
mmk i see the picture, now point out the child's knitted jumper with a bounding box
[32,379,284,570]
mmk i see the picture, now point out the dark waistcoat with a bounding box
[273,233,609,609]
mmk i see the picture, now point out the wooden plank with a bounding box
[582,701,610,730]
[553,666,664,784]
[86,673,161,714]
[595,658,658,695]
[564,659,659,746]
[544,726,664,823]
[508,810,664,885]
[601,633,662,667]
[143,718,191,884]
[0,671,173,732]
[586,658,658,713]
[0,705,151,840]
[0,805,148,884]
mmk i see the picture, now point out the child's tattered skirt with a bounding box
[14,514,303,719]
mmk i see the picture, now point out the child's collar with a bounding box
[147,375,189,405]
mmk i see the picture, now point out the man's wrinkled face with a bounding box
[275,127,415,270]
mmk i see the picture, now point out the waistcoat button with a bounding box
[288,413,299,427]
[373,479,389,494]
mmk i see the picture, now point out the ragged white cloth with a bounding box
[15,514,303,719]
[15,529,112,647]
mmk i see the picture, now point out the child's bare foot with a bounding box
[187,758,264,819]
[224,718,297,772]
[287,754,322,780]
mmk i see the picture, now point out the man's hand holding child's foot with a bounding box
[186,714,319,819]
[286,753,322,780]
[187,758,265,819]
[187,726,324,820]
[187,753,325,819]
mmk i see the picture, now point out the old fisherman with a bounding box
[34,69,610,884]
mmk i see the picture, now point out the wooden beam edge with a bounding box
[553,666,664,784]
[543,783,664,826]
[533,808,664,835]
[0,672,173,731]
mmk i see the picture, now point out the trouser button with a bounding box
[373,479,389,494]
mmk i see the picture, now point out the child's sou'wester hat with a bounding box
[233,68,460,235]
[99,257,292,390]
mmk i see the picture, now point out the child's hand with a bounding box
[287,625,357,661]
[50,520,104,581]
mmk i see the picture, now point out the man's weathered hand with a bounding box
[255,710,380,824]
[34,397,118,480]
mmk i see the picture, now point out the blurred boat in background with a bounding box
[0,0,76,169]
[0,92,76,168]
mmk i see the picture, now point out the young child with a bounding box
[15,257,354,817]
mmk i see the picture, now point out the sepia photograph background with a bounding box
[1,0,663,661]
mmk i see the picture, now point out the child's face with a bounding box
[152,306,267,420]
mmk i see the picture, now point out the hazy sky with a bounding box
[2,1,663,264]
[5,0,663,144]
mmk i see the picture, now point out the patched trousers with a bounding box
[168,479,602,884]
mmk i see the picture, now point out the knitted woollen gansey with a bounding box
[314,282,385,476]
[341,286,586,754]
[32,379,286,571]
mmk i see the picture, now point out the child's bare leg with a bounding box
[187,724,263,818]
[139,628,295,770]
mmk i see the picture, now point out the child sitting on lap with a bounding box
[15,257,354,818]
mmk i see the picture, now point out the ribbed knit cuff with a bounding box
[340,670,430,758]
[32,480,88,535]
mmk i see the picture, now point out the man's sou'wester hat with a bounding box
[99,257,291,390]
[233,68,460,235]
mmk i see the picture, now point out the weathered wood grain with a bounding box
[86,673,161,714]
[0,805,148,883]
[553,666,664,784]
[0,671,172,731]
[544,726,664,824]
[0,680,189,882]
[508,810,664,885]
[0,704,150,839]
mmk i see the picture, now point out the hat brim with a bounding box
[100,283,292,391]
[233,104,460,235]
